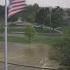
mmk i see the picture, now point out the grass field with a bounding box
[0,27,67,70]
[0,32,61,70]
[0,42,59,70]
[0,34,63,45]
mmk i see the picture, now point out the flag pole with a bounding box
[4,0,8,70]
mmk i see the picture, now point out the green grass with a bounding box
[0,34,63,44]
[0,36,4,41]
[8,28,25,33]
[33,35,63,44]
[8,36,29,43]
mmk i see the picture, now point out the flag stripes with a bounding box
[8,0,26,17]
[10,1,25,5]
[10,2,26,7]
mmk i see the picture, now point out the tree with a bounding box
[35,7,50,32]
[22,4,39,23]
[35,8,49,27]
[0,5,5,32]
[33,3,39,12]
[44,7,50,26]
[35,8,44,25]
[51,6,64,31]
[0,5,5,21]
[66,8,70,16]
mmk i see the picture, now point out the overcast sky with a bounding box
[0,0,70,8]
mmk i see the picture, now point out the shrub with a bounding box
[24,25,36,43]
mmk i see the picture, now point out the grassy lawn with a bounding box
[0,25,64,45]
[0,34,62,45]
[8,28,25,33]
[0,42,59,68]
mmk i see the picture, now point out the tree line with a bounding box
[0,4,70,30]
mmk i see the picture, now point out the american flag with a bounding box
[8,0,26,17]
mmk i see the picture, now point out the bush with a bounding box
[49,26,70,66]
[24,25,36,43]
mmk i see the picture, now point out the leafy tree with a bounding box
[35,8,49,29]
[33,3,39,11]
[22,4,39,23]
[0,5,5,21]
[35,8,45,25]
[66,9,70,16]
[0,5,5,16]
[0,5,5,32]
[44,7,50,26]
[51,6,64,31]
